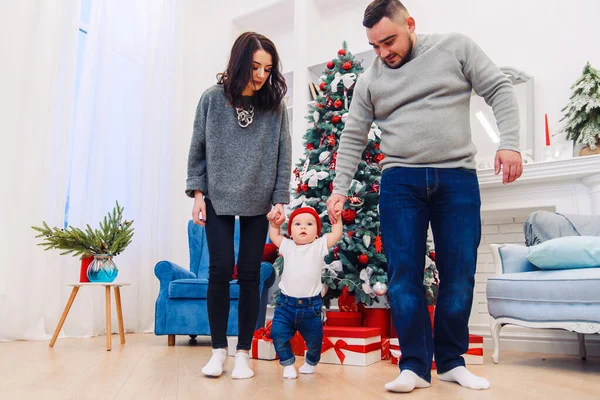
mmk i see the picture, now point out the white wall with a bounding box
[307,0,600,159]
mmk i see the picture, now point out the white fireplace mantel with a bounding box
[477,154,600,215]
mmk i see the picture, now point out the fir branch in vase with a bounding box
[31,201,134,258]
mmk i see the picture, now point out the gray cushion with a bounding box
[487,268,600,323]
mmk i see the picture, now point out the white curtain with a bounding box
[0,1,80,340]
[64,0,182,337]
[0,0,182,340]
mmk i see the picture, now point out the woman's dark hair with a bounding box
[217,32,287,113]
[363,0,408,28]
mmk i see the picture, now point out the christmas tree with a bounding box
[275,42,438,306]
[561,62,600,150]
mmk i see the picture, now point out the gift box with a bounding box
[319,326,382,366]
[381,338,391,360]
[325,311,362,327]
[389,335,483,367]
[359,306,391,338]
[390,338,401,364]
[465,334,483,365]
[227,336,278,360]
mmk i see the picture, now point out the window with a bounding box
[64,0,92,227]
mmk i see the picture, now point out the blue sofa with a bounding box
[154,220,276,345]
[487,243,600,363]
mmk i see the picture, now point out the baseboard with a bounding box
[469,323,600,357]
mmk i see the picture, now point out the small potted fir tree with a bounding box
[32,201,134,282]
[561,62,600,156]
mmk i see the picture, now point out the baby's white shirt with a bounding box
[278,236,328,298]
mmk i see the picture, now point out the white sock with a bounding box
[231,352,254,379]
[298,363,316,374]
[283,365,297,379]
[385,370,430,393]
[438,366,490,390]
[201,348,227,377]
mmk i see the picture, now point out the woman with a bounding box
[186,32,291,379]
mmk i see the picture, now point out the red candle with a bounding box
[545,114,551,146]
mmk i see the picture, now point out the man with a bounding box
[326,0,522,393]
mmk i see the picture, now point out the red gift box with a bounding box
[381,338,391,360]
[359,306,391,338]
[319,326,382,366]
[325,311,362,327]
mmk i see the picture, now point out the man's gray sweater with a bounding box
[333,32,520,196]
[186,85,291,216]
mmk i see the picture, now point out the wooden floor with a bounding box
[1,333,599,400]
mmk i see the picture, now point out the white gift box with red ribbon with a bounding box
[227,337,278,360]
[389,334,483,366]
[318,326,381,366]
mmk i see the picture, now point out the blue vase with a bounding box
[87,255,119,282]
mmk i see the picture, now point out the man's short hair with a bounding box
[363,0,409,28]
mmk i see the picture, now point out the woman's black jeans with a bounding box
[204,199,269,351]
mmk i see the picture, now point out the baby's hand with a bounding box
[334,203,343,217]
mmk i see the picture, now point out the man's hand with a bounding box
[326,194,347,224]
[495,150,523,184]
[267,203,286,227]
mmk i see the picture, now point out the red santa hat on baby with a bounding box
[288,207,322,237]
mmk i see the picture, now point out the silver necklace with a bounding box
[236,105,254,128]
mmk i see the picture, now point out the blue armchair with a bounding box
[154,220,277,345]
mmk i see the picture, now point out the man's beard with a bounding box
[385,35,414,70]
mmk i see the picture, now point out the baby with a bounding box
[266,206,342,379]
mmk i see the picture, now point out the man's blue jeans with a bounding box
[379,167,481,382]
[270,293,323,366]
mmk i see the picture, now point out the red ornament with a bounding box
[429,251,436,261]
[333,245,340,259]
[329,182,334,192]
[317,103,324,108]
[307,143,315,150]
[327,61,335,69]
[374,143,380,149]
[338,49,346,56]
[319,81,327,91]
[371,183,380,193]
[342,209,357,224]
[331,115,341,124]
[358,254,369,265]
[343,61,352,70]
[374,236,383,253]
[301,183,309,192]
[347,231,355,238]
[374,153,385,163]
[334,99,343,109]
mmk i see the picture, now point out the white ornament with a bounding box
[313,111,320,122]
[362,235,371,248]
[373,282,388,296]
[341,113,348,123]
[319,151,331,164]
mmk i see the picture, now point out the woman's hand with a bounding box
[192,191,207,226]
[267,203,286,227]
